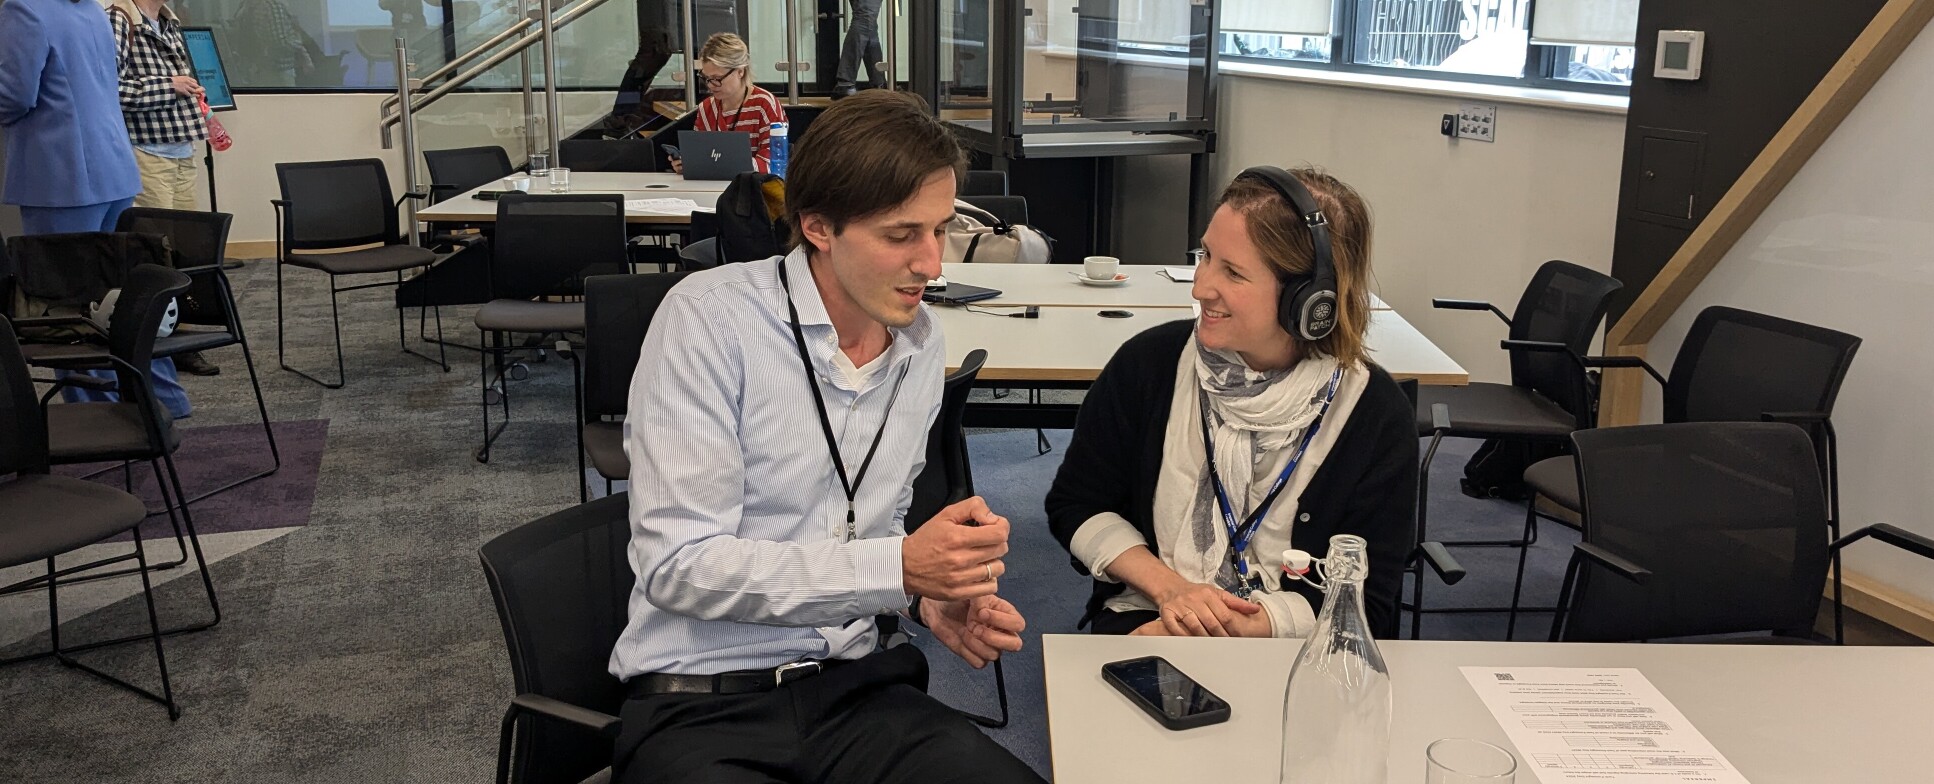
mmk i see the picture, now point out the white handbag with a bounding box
[944,199,1053,264]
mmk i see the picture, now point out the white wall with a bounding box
[1647,20,1934,614]
[1121,73,1628,384]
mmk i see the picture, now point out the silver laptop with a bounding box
[677,131,758,180]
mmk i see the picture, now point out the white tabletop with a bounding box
[939,264,1391,311]
[416,171,723,224]
[934,307,1466,385]
[1043,635,1934,784]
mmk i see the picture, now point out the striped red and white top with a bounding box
[696,85,787,174]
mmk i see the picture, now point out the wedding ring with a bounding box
[983,563,994,583]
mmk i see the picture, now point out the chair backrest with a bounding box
[557,139,658,173]
[906,349,988,532]
[961,195,1028,227]
[116,208,236,329]
[105,265,192,442]
[780,104,824,159]
[583,272,691,420]
[1505,260,1622,427]
[275,158,402,251]
[491,194,629,301]
[479,493,634,784]
[423,146,515,203]
[0,317,48,476]
[1564,422,1829,642]
[962,170,1009,197]
[1665,306,1860,477]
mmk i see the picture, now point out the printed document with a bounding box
[624,198,703,215]
[1460,667,1749,784]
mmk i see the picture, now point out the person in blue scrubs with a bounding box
[1,0,192,417]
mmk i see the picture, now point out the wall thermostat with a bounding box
[1655,30,1706,80]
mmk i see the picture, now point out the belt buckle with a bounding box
[773,660,821,687]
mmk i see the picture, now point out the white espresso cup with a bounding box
[1083,256,1121,280]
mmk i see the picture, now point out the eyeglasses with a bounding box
[697,68,738,88]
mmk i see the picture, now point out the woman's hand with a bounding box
[169,76,205,98]
[669,157,683,175]
[1153,581,1263,637]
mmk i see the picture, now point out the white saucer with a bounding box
[1071,272,1130,287]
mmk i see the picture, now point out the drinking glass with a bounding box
[528,151,550,175]
[1426,738,1517,784]
[548,167,571,193]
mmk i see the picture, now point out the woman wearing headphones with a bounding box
[1045,166,1417,639]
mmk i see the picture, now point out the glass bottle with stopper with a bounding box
[1279,534,1391,784]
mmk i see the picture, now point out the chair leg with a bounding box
[397,267,452,371]
[478,330,511,463]
[571,352,588,503]
[42,536,180,720]
[1505,500,1540,641]
[129,531,181,720]
[280,268,350,388]
[960,659,1010,729]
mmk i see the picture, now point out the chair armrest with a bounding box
[1577,353,1668,387]
[1832,523,1934,561]
[1433,298,1512,327]
[12,314,92,330]
[174,263,225,276]
[1500,338,1567,353]
[1417,541,1467,586]
[34,373,116,391]
[395,189,433,208]
[1761,410,1830,425]
[1574,542,1650,584]
[270,199,289,208]
[1429,402,1450,433]
[508,693,621,739]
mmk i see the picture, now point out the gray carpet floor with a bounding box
[0,260,1919,782]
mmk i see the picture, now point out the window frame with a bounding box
[1218,0,1631,96]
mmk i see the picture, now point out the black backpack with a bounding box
[711,171,788,265]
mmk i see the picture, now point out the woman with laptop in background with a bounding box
[673,32,786,175]
[1043,166,1417,641]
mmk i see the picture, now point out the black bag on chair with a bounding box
[1460,437,1567,500]
[712,172,788,264]
[5,232,174,340]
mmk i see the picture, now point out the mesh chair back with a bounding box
[963,170,1009,197]
[275,158,400,250]
[1666,306,1859,477]
[1506,260,1622,427]
[492,195,629,301]
[0,317,48,476]
[1565,422,1829,642]
[583,272,691,420]
[423,146,514,203]
[117,208,235,329]
[962,195,1029,227]
[780,104,824,159]
[557,140,658,173]
[479,493,634,784]
[907,349,987,532]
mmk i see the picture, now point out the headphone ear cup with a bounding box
[1301,288,1338,341]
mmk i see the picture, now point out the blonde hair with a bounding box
[1217,167,1374,367]
[698,33,750,72]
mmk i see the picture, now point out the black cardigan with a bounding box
[1044,320,1419,637]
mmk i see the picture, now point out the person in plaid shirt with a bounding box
[106,0,220,377]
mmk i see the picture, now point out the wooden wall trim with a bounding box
[1607,0,1934,350]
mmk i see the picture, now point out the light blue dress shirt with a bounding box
[609,247,947,679]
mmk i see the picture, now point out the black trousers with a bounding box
[612,645,1045,784]
[1090,609,1159,636]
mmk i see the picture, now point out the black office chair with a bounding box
[558,139,658,173]
[579,272,690,500]
[475,194,626,467]
[6,265,221,637]
[273,158,446,388]
[1513,307,1862,639]
[0,316,181,720]
[779,104,824,158]
[962,170,1008,197]
[961,194,1028,228]
[900,349,1011,728]
[1396,378,1469,639]
[1551,422,1934,644]
[481,493,631,784]
[424,145,515,204]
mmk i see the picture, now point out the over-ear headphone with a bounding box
[1234,166,1338,342]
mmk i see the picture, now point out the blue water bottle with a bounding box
[769,122,789,178]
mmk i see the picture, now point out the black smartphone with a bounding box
[471,190,511,201]
[1100,656,1231,730]
[660,144,681,159]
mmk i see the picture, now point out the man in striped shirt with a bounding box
[677,33,786,175]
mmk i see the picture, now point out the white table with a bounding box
[416,171,723,225]
[939,264,1391,310]
[1044,635,1934,784]
[933,307,1466,385]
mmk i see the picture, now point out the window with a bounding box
[1218,0,1638,92]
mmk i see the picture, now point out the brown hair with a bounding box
[1217,167,1374,366]
[784,91,966,250]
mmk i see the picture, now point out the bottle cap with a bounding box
[1281,549,1314,576]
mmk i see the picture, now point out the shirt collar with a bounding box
[777,247,937,383]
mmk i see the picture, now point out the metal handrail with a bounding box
[378,0,616,138]
[377,12,538,116]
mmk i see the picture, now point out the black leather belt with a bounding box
[627,659,846,697]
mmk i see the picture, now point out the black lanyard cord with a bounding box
[777,258,910,538]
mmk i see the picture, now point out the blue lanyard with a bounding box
[1199,369,1343,590]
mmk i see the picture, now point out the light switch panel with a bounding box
[1457,103,1497,143]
